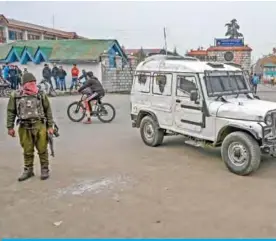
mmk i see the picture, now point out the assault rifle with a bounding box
[48,122,59,157]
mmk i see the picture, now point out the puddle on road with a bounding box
[55,174,132,198]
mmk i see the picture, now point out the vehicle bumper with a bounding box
[261,136,276,156]
[131,114,138,128]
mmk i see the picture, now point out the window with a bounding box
[134,72,150,93]
[8,30,23,40]
[44,35,55,40]
[28,33,40,40]
[152,73,172,96]
[176,76,197,97]
[109,55,116,68]
[204,73,249,96]
[0,27,5,43]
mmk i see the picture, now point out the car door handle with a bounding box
[176,99,181,103]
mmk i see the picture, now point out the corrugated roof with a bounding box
[0,39,126,63]
[0,44,12,60]
[13,46,24,56]
[37,47,53,59]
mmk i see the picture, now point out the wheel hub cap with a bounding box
[144,123,154,140]
[228,142,248,167]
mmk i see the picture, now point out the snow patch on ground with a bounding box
[55,174,132,197]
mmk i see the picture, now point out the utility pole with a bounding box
[163,27,167,55]
[52,14,55,29]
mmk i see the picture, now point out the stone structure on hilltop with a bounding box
[187,19,252,71]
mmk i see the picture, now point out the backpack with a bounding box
[252,76,259,85]
[14,91,46,121]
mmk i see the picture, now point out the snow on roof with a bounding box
[136,55,241,73]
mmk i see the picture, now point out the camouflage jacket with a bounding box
[6,91,54,129]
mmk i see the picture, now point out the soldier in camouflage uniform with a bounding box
[6,72,54,182]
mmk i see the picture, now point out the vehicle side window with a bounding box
[134,73,151,93]
[152,73,172,96]
[176,76,197,97]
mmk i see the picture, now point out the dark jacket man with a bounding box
[51,65,59,78]
[7,72,54,182]
[57,68,67,79]
[78,71,105,95]
[42,64,52,80]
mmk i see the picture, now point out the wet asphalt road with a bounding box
[1,91,276,237]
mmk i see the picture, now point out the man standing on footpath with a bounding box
[9,65,17,90]
[51,63,59,90]
[252,73,259,94]
[42,63,53,88]
[70,64,79,92]
[57,65,67,91]
[6,72,54,182]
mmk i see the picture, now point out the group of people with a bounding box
[6,69,105,182]
[0,64,28,90]
[42,63,86,92]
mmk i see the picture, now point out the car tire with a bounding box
[221,131,261,176]
[140,115,164,147]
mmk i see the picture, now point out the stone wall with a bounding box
[207,47,251,71]
[100,53,137,93]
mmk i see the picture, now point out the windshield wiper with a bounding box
[215,95,228,102]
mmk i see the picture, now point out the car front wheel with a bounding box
[221,131,261,176]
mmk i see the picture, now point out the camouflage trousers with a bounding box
[18,121,49,168]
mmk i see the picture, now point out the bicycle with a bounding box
[37,79,57,97]
[67,94,116,123]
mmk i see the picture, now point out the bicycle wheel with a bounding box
[67,101,86,122]
[97,103,116,123]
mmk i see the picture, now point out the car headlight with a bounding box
[265,114,273,126]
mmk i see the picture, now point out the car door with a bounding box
[174,74,204,133]
[150,72,174,126]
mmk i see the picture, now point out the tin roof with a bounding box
[0,39,127,63]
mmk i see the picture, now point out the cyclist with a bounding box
[78,71,105,124]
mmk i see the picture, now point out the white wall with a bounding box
[13,62,102,88]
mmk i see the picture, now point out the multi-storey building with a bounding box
[0,14,82,43]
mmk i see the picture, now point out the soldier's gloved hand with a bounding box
[8,129,15,137]
[48,128,54,135]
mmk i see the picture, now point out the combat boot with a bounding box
[18,167,34,182]
[41,165,50,180]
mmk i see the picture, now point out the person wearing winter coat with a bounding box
[57,66,67,91]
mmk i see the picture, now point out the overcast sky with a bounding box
[0,1,275,61]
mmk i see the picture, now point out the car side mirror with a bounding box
[190,90,198,102]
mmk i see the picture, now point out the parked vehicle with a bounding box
[37,79,57,97]
[130,54,276,176]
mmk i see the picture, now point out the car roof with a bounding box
[136,55,242,73]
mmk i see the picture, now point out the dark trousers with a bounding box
[253,84,257,94]
[45,77,53,89]
[10,76,16,90]
[54,77,59,89]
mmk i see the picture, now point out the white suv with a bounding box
[130,55,276,176]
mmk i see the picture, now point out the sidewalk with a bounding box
[257,84,276,92]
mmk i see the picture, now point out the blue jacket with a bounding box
[252,76,259,85]
[3,66,9,79]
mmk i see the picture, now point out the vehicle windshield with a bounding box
[204,71,251,97]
